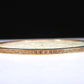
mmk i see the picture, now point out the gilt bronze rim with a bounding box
[0,39,84,55]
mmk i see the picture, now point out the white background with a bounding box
[0,38,84,84]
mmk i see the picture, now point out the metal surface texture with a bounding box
[0,39,84,55]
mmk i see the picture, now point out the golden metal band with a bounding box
[0,40,84,55]
[0,47,84,55]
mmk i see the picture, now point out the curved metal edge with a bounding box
[0,47,84,55]
[0,39,84,55]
